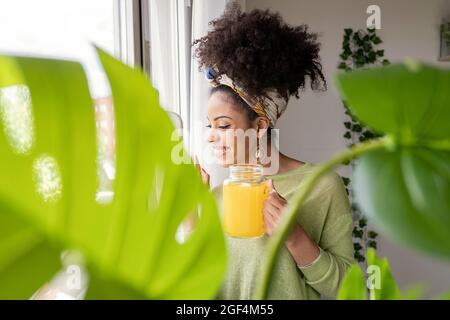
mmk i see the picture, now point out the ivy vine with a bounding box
[338,27,390,263]
[441,22,450,45]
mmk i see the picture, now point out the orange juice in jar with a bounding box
[223,164,268,238]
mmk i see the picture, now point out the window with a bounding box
[0,0,126,299]
[0,0,117,97]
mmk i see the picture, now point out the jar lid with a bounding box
[229,164,264,182]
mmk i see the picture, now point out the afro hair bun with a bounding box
[193,2,326,99]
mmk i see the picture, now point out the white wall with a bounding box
[244,0,450,297]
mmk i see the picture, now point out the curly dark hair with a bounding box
[193,3,326,100]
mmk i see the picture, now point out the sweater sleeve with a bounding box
[297,172,355,299]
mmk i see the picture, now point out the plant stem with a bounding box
[423,139,450,151]
[254,137,388,300]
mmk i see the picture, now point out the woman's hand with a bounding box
[198,166,210,186]
[263,179,300,241]
[263,179,321,266]
[195,156,210,187]
[181,158,209,236]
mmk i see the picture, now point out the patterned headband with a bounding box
[205,68,289,128]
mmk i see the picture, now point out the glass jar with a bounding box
[223,164,269,238]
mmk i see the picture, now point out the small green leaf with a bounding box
[344,28,353,36]
[368,231,378,239]
[338,62,348,70]
[358,218,367,228]
[401,285,426,300]
[433,291,450,300]
[352,124,362,133]
[340,53,349,61]
[363,43,372,52]
[362,130,375,139]
[366,248,401,299]
[352,228,364,239]
[367,240,377,249]
[368,51,377,63]
[372,36,382,44]
[342,176,351,186]
[337,264,368,300]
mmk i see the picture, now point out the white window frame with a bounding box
[114,0,192,149]
[113,0,145,68]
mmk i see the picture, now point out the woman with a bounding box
[193,4,355,300]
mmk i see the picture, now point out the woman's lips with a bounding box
[212,146,230,157]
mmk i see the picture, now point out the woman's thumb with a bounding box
[267,179,275,191]
[200,167,210,186]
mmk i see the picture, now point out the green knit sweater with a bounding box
[212,162,355,300]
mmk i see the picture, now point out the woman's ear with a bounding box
[255,117,270,138]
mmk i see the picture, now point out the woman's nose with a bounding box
[206,128,217,143]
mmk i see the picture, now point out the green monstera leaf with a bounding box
[335,61,450,260]
[335,61,450,142]
[0,214,61,299]
[353,147,450,259]
[0,49,226,299]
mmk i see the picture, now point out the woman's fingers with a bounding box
[266,194,286,210]
[263,179,290,236]
[265,191,287,212]
[263,207,276,234]
[200,167,210,186]
[263,201,281,236]
[194,155,209,186]
[264,200,280,219]
[195,159,210,186]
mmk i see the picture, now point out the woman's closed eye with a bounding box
[206,124,231,129]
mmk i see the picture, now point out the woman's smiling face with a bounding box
[206,91,255,167]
